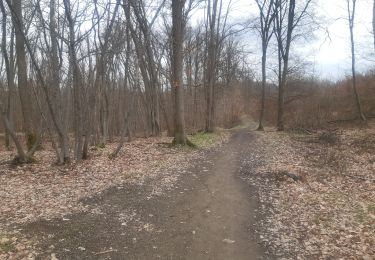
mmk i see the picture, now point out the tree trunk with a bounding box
[128,0,161,136]
[0,108,27,162]
[0,4,15,150]
[205,0,219,133]
[171,0,187,145]
[277,58,288,131]
[257,50,267,131]
[50,0,70,163]
[276,0,295,131]
[13,0,36,150]
[63,0,84,160]
[348,0,366,122]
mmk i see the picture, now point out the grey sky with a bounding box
[191,0,374,80]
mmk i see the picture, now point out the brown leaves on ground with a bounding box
[245,127,374,259]
[0,133,229,259]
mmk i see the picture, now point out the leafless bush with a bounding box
[318,131,340,145]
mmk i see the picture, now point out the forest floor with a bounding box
[0,121,374,259]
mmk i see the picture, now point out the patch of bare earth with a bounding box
[243,127,374,259]
[0,133,229,259]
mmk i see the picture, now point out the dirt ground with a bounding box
[2,125,373,259]
[19,129,271,260]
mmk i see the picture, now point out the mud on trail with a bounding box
[24,130,271,260]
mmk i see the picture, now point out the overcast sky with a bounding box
[191,0,374,81]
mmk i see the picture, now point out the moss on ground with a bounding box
[0,241,15,254]
[189,132,222,148]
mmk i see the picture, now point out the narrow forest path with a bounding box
[25,129,270,260]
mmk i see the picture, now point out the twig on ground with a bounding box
[93,249,118,255]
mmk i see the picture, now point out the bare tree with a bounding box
[91,0,120,148]
[127,0,162,136]
[5,0,72,163]
[347,0,366,122]
[13,0,36,149]
[63,0,85,160]
[0,2,15,150]
[255,0,275,131]
[110,12,134,158]
[204,0,233,132]
[274,0,313,131]
[0,0,27,162]
[204,0,220,132]
[49,0,70,163]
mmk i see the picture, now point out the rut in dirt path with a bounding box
[25,129,270,260]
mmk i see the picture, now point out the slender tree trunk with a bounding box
[257,49,267,131]
[128,0,161,136]
[276,0,295,131]
[205,0,219,133]
[63,0,84,160]
[13,0,36,150]
[0,0,37,163]
[0,0,24,157]
[5,89,12,150]
[255,0,275,131]
[348,0,366,122]
[50,0,70,163]
[277,58,288,131]
[1,16,15,150]
[0,107,27,162]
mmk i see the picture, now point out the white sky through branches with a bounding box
[190,0,374,80]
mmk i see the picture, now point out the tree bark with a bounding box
[171,0,188,145]
[255,0,275,131]
[348,0,366,122]
[13,0,36,149]
[0,0,25,159]
[50,0,70,163]
[258,51,267,130]
[276,0,295,131]
[128,0,161,136]
[205,0,219,133]
[63,0,84,160]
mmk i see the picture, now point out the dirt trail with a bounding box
[25,129,270,260]
[185,131,263,259]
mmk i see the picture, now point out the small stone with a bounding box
[51,253,59,260]
[222,238,235,244]
[78,246,86,251]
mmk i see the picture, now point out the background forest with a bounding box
[0,0,374,164]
